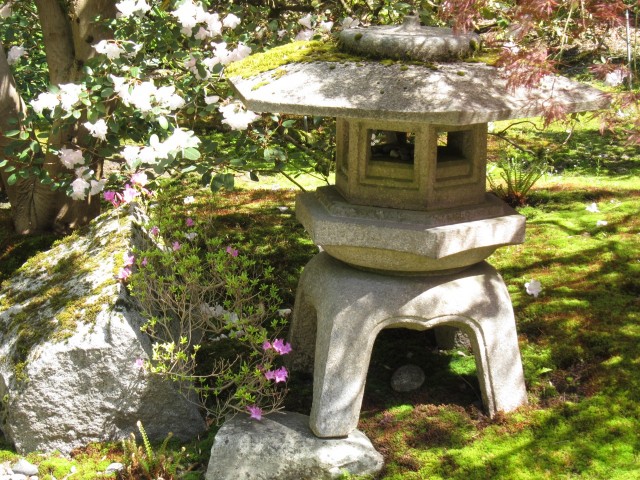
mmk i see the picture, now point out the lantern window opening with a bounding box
[369,129,416,166]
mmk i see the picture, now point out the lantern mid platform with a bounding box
[287,253,527,438]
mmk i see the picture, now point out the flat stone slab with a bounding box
[228,61,608,124]
[205,411,384,480]
[340,17,481,62]
[295,186,525,273]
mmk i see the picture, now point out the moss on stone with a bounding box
[225,40,358,79]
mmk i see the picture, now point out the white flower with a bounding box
[59,148,85,168]
[155,86,185,110]
[139,146,157,164]
[90,179,106,196]
[220,102,260,130]
[0,2,12,18]
[121,145,141,168]
[205,13,222,36]
[184,232,198,241]
[70,177,90,200]
[7,45,26,65]
[586,202,599,213]
[58,83,84,111]
[341,17,360,29]
[223,13,241,29]
[295,29,314,41]
[596,220,608,227]
[93,40,124,60]
[204,95,219,105]
[164,128,201,155]
[84,119,108,141]
[130,81,156,112]
[183,195,195,204]
[319,21,333,33]
[298,14,313,29]
[524,279,542,298]
[194,26,210,40]
[31,92,59,114]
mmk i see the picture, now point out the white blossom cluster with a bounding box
[120,128,200,169]
[219,101,260,131]
[294,13,334,41]
[115,0,151,18]
[31,83,86,114]
[70,165,106,200]
[110,75,185,116]
[6,45,26,65]
[171,0,240,39]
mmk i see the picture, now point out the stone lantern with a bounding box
[227,18,608,439]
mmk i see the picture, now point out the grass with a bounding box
[1,116,639,478]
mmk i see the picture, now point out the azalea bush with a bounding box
[120,184,291,423]
[0,0,342,205]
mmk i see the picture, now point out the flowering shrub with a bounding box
[122,188,290,423]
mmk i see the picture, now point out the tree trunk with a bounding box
[0,0,116,233]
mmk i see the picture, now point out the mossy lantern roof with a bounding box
[227,20,609,125]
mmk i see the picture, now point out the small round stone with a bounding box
[391,364,425,392]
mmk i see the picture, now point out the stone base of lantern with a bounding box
[287,252,527,438]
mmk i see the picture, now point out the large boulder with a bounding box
[0,205,206,454]
[206,411,384,480]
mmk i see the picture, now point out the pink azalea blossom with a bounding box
[123,252,135,267]
[117,266,132,281]
[272,338,292,355]
[122,184,138,203]
[247,405,263,421]
[150,225,160,236]
[130,171,148,186]
[172,241,181,251]
[262,340,272,351]
[141,257,148,267]
[273,366,288,383]
[264,370,276,381]
[226,246,238,257]
[186,217,195,227]
[103,190,121,207]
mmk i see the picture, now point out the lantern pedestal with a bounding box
[288,252,527,438]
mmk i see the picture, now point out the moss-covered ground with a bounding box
[1,114,639,478]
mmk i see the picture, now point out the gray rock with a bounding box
[10,460,37,476]
[105,463,124,473]
[205,411,383,480]
[0,205,206,454]
[391,364,425,392]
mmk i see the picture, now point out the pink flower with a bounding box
[130,171,148,186]
[265,366,288,383]
[226,246,238,257]
[172,241,181,251]
[123,252,135,267]
[122,184,138,203]
[134,358,145,370]
[141,257,148,267]
[150,225,160,236]
[117,266,132,281]
[247,405,263,421]
[272,339,292,355]
[186,217,195,227]
[273,366,288,383]
[262,340,272,351]
[103,190,121,207]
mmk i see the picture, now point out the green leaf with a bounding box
[7,173,17,185]
[183,148,200,160]
[4,130,20,137]
[282,120,296,128]
[157,116,169,130]
[19,131,29,140]
[0,159,7,168]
